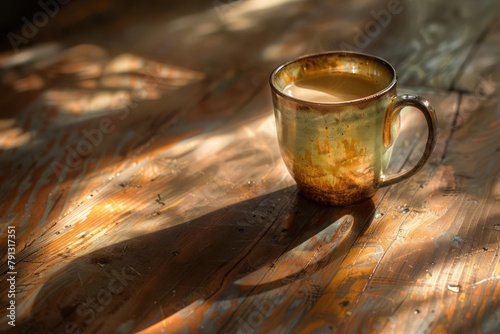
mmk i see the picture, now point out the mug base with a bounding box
[298,186,376,206]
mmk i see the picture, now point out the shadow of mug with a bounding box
[16,186,375,333]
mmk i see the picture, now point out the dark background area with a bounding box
[0,0,210,52]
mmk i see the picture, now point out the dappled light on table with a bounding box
[0,0,499,333]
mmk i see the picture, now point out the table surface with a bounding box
[1,0,499,333]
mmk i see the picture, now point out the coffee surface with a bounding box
[283,72,382,103]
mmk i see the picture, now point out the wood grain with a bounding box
[0,0,499,333]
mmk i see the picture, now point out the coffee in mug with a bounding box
[283,72,381,103]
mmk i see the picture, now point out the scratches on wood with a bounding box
[0,0,499,333]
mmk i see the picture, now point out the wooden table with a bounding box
[1,0,499,333]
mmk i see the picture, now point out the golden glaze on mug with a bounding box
[270,52,437,206]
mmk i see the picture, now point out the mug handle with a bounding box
[376,94,438,188]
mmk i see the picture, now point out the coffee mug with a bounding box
[269,51,437,206]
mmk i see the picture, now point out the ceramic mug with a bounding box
[269,51,437,206]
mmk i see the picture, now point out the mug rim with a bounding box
[269,51,398,107]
